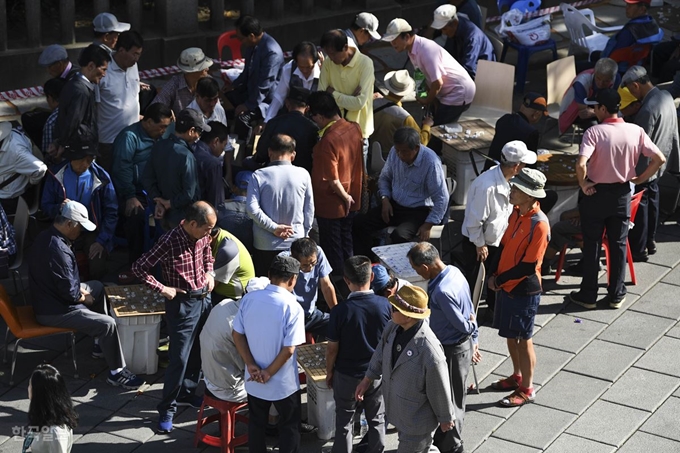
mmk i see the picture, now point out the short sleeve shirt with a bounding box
[278,246,332,314]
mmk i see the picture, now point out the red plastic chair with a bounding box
[194,393,248,453]
[554,189,645,285]
[217,30,242,61]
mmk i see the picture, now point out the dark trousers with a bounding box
[461,236,498,310]
[157,294,212,416]
[317,213,356,276]
[121,195,148,264]
[248,391,301,453]
[21,110,51,151]
[430,102,471,154]
[651,41,680,82]
[97,143,114,174]
[578,183,631,303]
[0,197,19,216]
[628,179,659,257]
[253,248,281,277]
[304,308,330,338]
[434,341,471,453]
[352,202,430,258]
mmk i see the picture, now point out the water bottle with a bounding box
[360,411,368,437]
[414,69,427,99]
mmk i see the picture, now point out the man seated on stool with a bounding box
[29,200,144,389]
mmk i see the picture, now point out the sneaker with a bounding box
[569,291,597,310]
[91,344,104,359]
[176,394,203,408]
[106,368,145,389]
[157,412,173,433]
[607,296,626,309]
[648,240,657,255]
[300,422,317,434]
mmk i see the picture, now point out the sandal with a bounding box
[490,375,521,391]
[499,389,535,407]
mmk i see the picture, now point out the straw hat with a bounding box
[388,285,431,319]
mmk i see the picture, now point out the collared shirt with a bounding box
[193,140,225,208]
[443,16,496,78]
[318,48,375,138]
[151,73,195,114]
[0,204,16,256]
[60,61,73,79]
[132,224,214,293]
[378,144,448,225]
[187,99,228,126]
[246,160,314,251]
[580,117,660,184]
[278,246,332,314]
[97,57,140,144]
[264,59,321,123]
[0,129,47,200]
[111,121,156,200]
[42,108,59,152]
[428,265,477,346]
[408,35,475,106]
[233,284,306,401]
[461,165,512,247]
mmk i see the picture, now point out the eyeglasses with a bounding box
[299,260,318,271]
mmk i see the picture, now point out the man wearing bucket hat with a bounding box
[487,168,550,407]
[152,47,213,115]
[356,285,455,453]
[371,69,432,154]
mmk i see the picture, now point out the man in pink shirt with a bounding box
[382,18,476,153]
[570,89,665,310]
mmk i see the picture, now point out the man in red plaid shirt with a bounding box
[133,201,217,433]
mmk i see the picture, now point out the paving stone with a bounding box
[566,400,649,447]
[597,311,675,350]
[467,374,523,420]
[646,233,680,268]
[470,350,508,385]
[72,402,114,436]
[534,371,610,415]
[71,431,140,453]
[639,396,680,441]
[600,262,670,296]
[118,394,168,419]
[629,282,680,321]
[532,314,606,354]
[618,431,680,453]
[561,294,638,325]
[543,433,616,453]
[473,436,541,453]
[635,336,680,378]
[493,404,576,450]
[0,387,31,445]
[0,436,24,453]
[601,367,679,412]
[564,340,643,382]
[660,262,680,287]
[666,323,680,339]
[534,292,567,328]
[131,429,203,453]
[93,414,157,443]
[478,325,512,356]
[71,374,136,412]
[492,344,574,386]
[462,411,504,452]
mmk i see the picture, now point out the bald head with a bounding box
[185,201,216,226]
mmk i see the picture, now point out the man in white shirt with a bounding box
[461,141,535,311]
[97,30,143,172]
[187,76,228,126]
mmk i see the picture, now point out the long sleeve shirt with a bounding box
[132,224,214,293]
[378,145,448,225]
[461,165,512,247]
[0,128,47,200]
[428,265,478,345]
[151,73,195,115]
[443,16,496,79]
[193,140,225,208]
[111,121,156,201]
[0,204,15,256]
[264,59,320,123]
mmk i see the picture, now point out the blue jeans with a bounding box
[305,308,330,338]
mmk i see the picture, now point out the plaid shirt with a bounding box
[151,74,194,115]
[0,205,16,256]
[132,224,214,293]
[42,108,59,152]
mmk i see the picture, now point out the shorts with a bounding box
[493,291,540,340]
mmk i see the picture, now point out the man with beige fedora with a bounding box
[371,69,433,154]
[356,285,455,453]
[152,47,214,115]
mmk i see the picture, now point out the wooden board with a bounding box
[296,342,328,384]
[537,153,579,186]
[430,119,496,152]
[105,284,166,317]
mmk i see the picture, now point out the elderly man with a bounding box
[559,58,620,136]
[246,134,314,275]
[570,89,666,310]
[355,285,455,453]
[622,66,680,261]
[326,256,391,453]
[133,201,217,433]
[382,18,475,153]
[193,121,229,208]
[233,255,306,453]
[408,242,478,453]
[92,12,130,54]
[30,200,143,389]
[307,91,364,272]
[152,48,213,114]
[188,76,227,125]
[38,44,78,80]
[209,225,255,301]
[343,12,381,49]
[488,169,550,407]
[431,4,495,79]
[353,127,448,257]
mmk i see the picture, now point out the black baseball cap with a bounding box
[176,108,212,132]
[270,255,300,274]
[523,92,548,116]
[584,88,621,112]
[287,86,311,104]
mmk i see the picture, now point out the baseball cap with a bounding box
[38,44,68,66]
[63,137,100,161]
[235,171,253,190]
[269,255,301,274]
[370,264,391,293]
[431,5,457,30]
[510,168,547,199]
[176,108,212,132]
[501,140,537,165]
[61,200,97,231]
[93,12,131,33]
[523,92,548,116]
[621,65,647,85]
[354,12,381,40]
[382,18,413,42]
[584,88,621,112]
[287,86,311,104]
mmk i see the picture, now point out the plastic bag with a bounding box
[498,11,551,47]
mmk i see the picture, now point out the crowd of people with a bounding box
[7,1,680,453]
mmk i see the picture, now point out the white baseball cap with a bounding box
[61,201,96,231]
[501,140,537,165]
[431,5,457,30]
[382,18,413,42]
[93,13,130,33]
[354,12,381,40]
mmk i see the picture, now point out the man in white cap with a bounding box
[371,69,433,154]
[460,141,536,313]
[29,200,144,390]
[487,168,550,408]
[343,12,381,49]
[382,18,475,154]
[92,12,131,54]
[431,4,495,79]
[152,47,213,114]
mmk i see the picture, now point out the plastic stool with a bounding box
[194,393,248,453]
[501,39,558,93]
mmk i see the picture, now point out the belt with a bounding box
[185,286,209,299]
[446,335,471,347]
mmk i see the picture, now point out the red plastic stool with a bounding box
[194,393,248,453]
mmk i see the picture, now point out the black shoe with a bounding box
[300,422,317,434]
[265,424,278,436]
[632,252,648,263]
[648,241,657,255]
[569,291,596,310]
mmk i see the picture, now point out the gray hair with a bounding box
[393,127,420,151]
[184,201,216,226]
[407,242,440,266]
[594,58,618,82]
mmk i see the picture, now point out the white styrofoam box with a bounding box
[306,377,335,440]
[443,147,487,206]
[113,312,162,375]
[545,184,580,226]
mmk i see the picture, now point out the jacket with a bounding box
[365,320,454,435]
[0,128,47,199]
[56,73,98,145]
[41,161,118,252]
